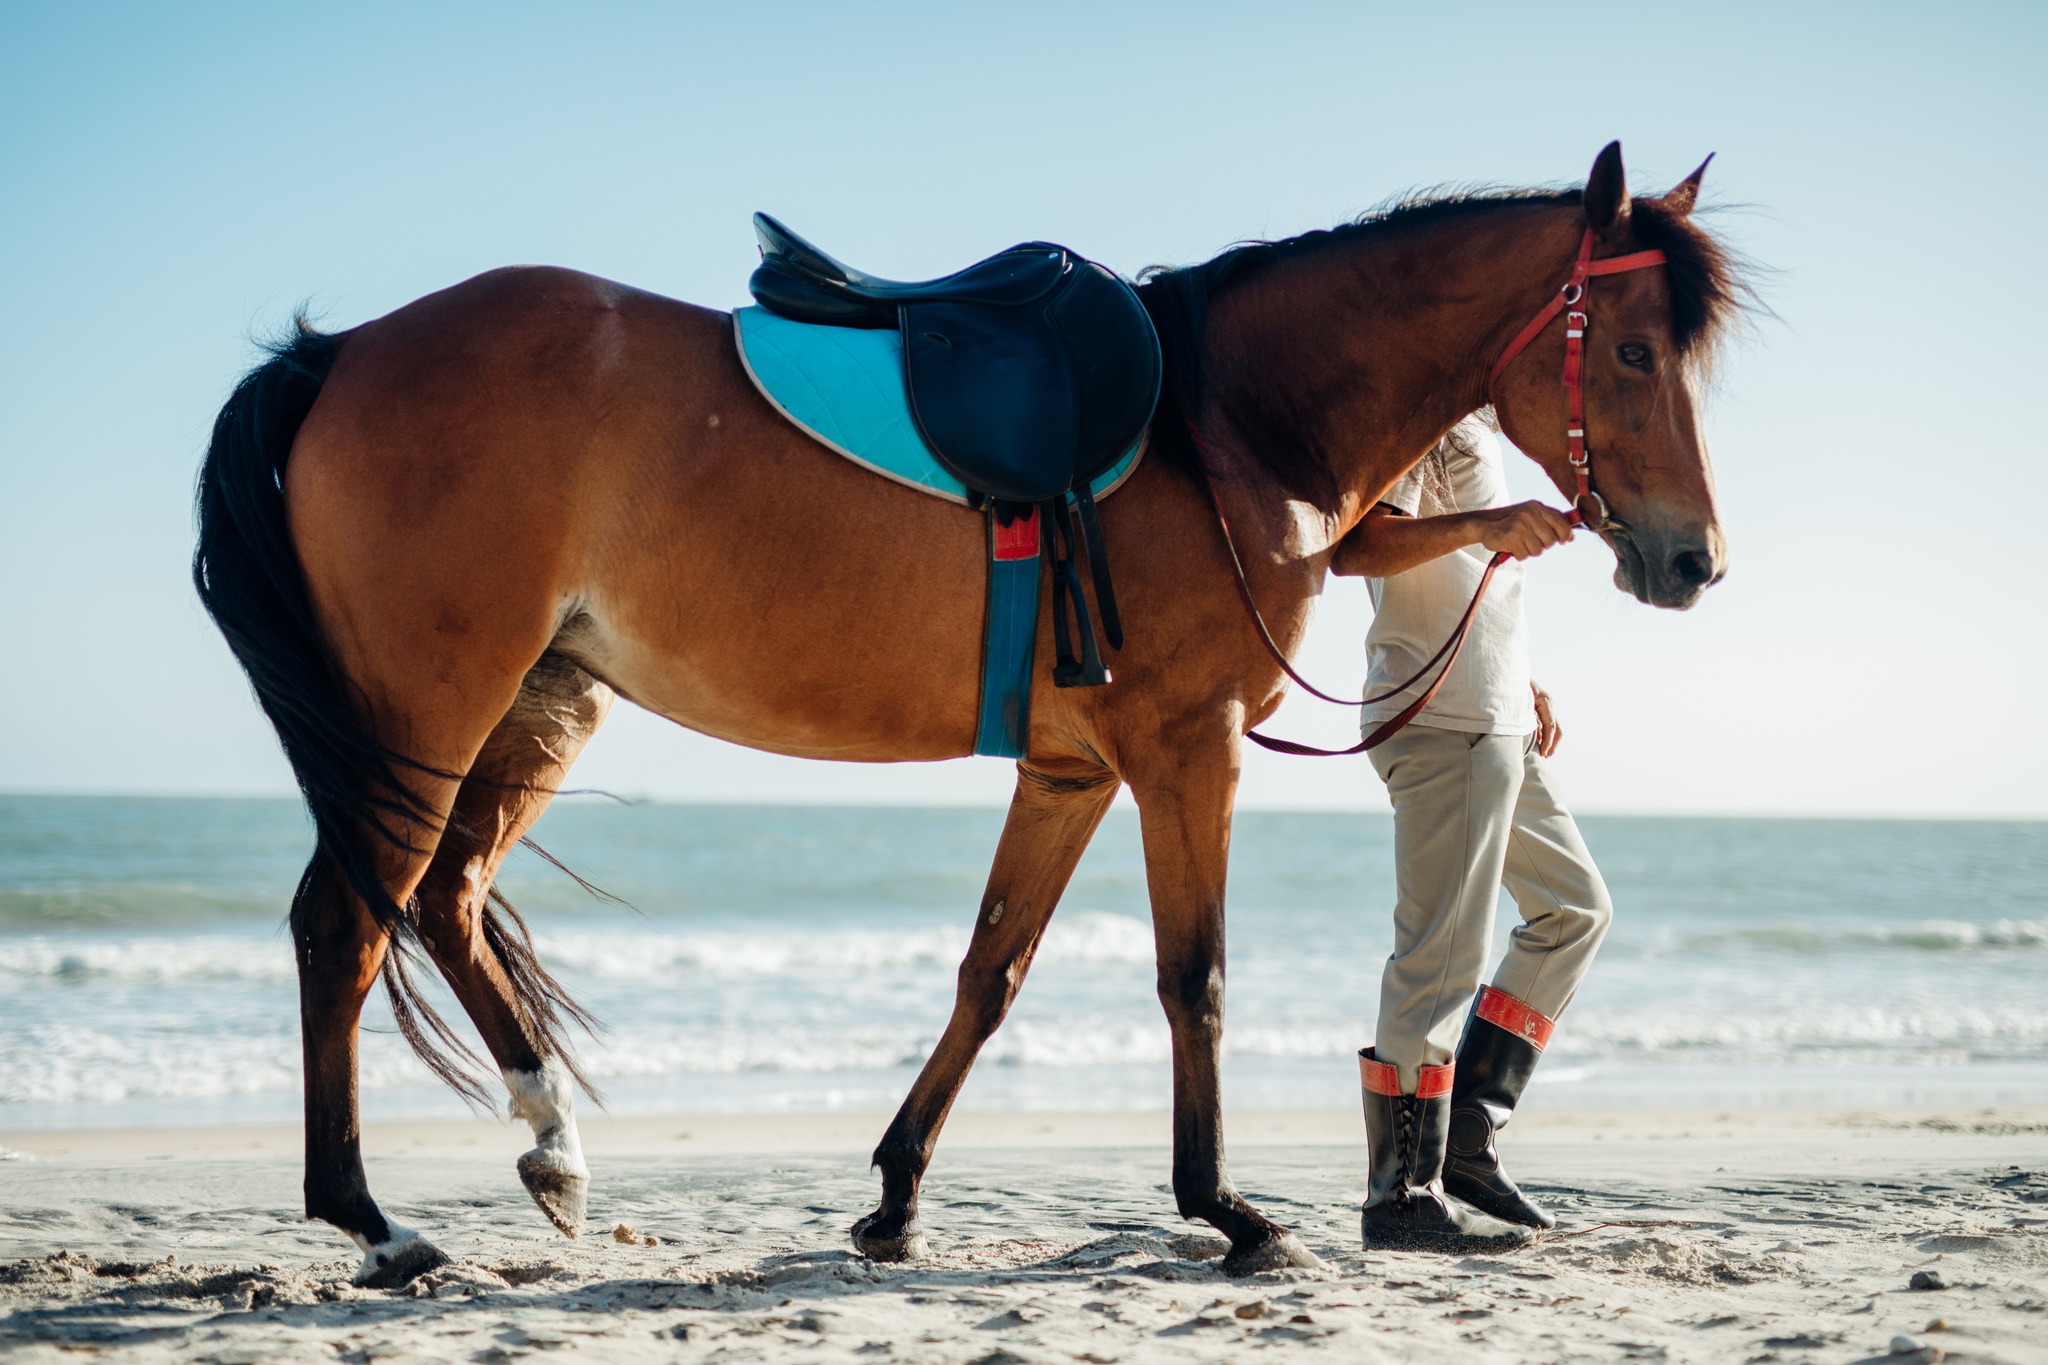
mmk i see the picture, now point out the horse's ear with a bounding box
[1584,140,1630,237]
[1662,154,1715,217]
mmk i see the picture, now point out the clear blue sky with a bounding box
[2,1,2042,815]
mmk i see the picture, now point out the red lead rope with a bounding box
[1204,228,1668,758]
[1195,455,1507,758]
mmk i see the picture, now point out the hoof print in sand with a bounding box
[518,1153,587,1237]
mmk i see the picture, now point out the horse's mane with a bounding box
[1135,185,1752,503]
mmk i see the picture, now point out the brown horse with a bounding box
[193,142,1742,1285]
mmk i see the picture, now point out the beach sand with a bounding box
[5,1107,2047,1363]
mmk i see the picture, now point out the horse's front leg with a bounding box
[1131,740,1323,1275]
[852,760,1118,1260]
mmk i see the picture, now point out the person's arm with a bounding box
[1331,500,1578,578]
[1531,682,1562,757]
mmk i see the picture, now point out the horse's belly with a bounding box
[558,404,991,763]
[557,582,982,762]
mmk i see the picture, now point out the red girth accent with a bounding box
[1486,228,1668,529]
[1476,986,1556,1051]
[1359,1049,1455,1098]
[991,506,1041,561]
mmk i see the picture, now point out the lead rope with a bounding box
[1193,446,1504,758]
[1201,227,1669,758]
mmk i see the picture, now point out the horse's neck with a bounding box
[1209,207,1583,549]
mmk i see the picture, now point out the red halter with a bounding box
[1202,226,1669,757]
[1487,228,1668,529]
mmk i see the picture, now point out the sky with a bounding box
[2,1,2043,817]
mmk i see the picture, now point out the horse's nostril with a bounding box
[1670,548,1716,589]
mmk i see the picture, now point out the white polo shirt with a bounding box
[1360,427,1537,737]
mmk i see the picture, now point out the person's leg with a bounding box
[1369,727,1523,1086]
[1360,726,1532,1251]
[1492,738,1614,1016]
[1446,737,1614,1227]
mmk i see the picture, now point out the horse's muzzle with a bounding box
[1608,523,1726,610]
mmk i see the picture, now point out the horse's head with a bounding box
[1493,143,1739,610]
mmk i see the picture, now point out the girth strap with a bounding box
[972,505,1044,758]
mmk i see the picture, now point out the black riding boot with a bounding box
[1358,1049,1536,1252]
[1444,987,1556,1229]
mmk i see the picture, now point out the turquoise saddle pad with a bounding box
[733,306,1146,504]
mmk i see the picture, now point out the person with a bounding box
[1330,417,1614,1252]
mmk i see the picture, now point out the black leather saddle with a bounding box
[748,214,1160,508]
[748,214,1162,687]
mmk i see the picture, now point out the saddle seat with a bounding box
[750,213,1068,327]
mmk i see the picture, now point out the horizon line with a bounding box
[1,788,2043,824]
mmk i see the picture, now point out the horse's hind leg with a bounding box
[408,651,613,1237]
[852,761,1118,1260]
[294,861,457,1288]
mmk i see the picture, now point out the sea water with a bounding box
[1,795,2043,1130]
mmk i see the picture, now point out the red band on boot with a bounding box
[1359,1050,1455,1097]
[1359,1051,1400,1096]
[1476,986,1555,1050]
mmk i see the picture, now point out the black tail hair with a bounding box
[193,317,595,1108]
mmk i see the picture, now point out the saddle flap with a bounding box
[903,263,1162,505]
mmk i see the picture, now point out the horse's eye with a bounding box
[1617,343,1653,371]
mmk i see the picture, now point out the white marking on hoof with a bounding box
[507,1060,588,1238]
[349,1220,450,1288]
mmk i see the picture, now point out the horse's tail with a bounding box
[192,317,566,1109]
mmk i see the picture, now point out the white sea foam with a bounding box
[0,935,295,983]
[1859,917,2048,949]
[17,994,2045,1108]
[532,910,1154,980]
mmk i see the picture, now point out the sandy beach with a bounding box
[5,1106,2047,1363]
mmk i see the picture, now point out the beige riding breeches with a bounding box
[1367,725,1613,1093]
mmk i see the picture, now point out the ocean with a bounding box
[2,795,2043,1130]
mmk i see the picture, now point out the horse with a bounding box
[193,141,1743,1285]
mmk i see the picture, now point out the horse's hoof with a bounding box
[518,1151,588,1238]
[851,1211,928,1262]
[1223,1231,1324,1276]
[353,1234,451,1289]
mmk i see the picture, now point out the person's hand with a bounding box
[1475,501,1576,560]
[1532,683,1563,757]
